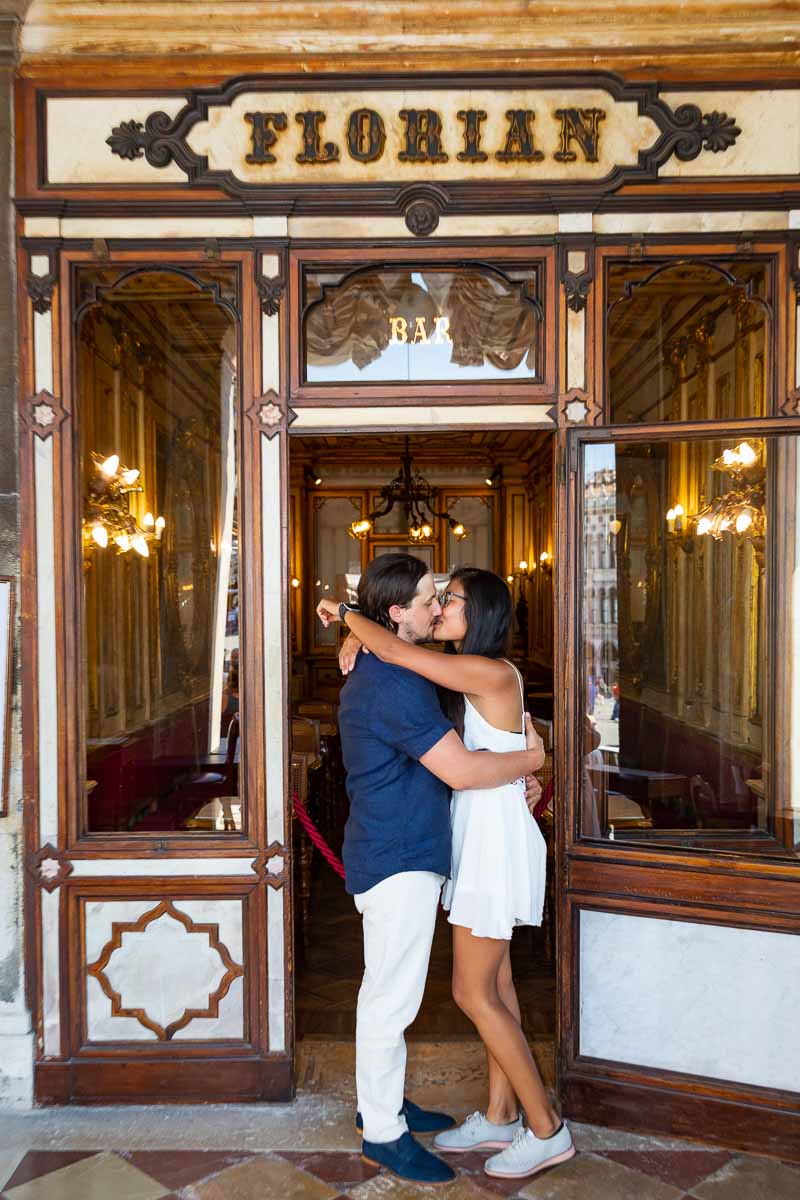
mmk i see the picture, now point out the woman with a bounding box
[317,567,574,1181]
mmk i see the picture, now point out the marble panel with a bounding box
[47,98,187,184]
[84,899,244,1042]
[267,885,285,1052]
[559,212,593,234]
[40,889,60,1057]
[566,307,585,391]
[579,909,800,1092]
[34,437,57,847]
[60,217,254,240]
[594,210,789,235]
[70,858,257,877]
[23,218,60,238]
[291,405,555,431]
[660,91,800,177]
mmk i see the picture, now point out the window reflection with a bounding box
[607,260,769,423]
[581,436,798,860]
[79,269,241,833]
[303,266,541,383]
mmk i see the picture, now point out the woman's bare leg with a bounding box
[452,925,558,1137]
[485,943,522,1124]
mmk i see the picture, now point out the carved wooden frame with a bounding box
[288,242,558,405]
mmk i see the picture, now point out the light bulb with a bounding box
[291,577,300,589]
[485,476,493,487]
[519,560,528,572]
[100,454,119,477]
[735,510,753,533]
[142,512,155,527]
[737,441,757,466]
[421,524,432,539]
[155,515,166,532]
[506,575,514,583]
[696,517,712,536]
[115,533,130,552]
[122,468,140,485]
[540,551,550,564]
[610,518,622,534]
[91,523,108,548]
[131,535,150,557]
[666,508,676,522]
[722,449,737,466]
[673,504,685,517]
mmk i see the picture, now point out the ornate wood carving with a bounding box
[101,72,741,212]
[20,388,68,439]
[256,273,285,317]
[85,899,244,1041]
[404,198,440,238]
[27,843,73,892]
[25,270,57,315]
[252,840,289,889]
[244,388,296,436]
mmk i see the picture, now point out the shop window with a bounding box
[579,434,798,861]
[302,264,542,384]
[78,269,240,834]
[607,260,770,423]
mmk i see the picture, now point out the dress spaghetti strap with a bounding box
[502,659,526,735]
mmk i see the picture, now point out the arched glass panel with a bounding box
[607,260,770,423]
[77,269,240,833]
[303,265,542,383]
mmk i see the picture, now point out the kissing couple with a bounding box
[316,552,574,1186]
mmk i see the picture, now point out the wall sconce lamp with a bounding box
[290,576,301,590]
[508,559,536,585]
[83,451,165,559]
[304,464,323,488]
[485,465,503,488]
[539,550,553,576]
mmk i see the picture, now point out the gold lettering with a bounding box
[433,316,452,344]
[553,107,606,163]
[244,112,288,164]
[398,109,448,163]
[412,316,429,344]
[390,316,409,343]
[496,109,544,163]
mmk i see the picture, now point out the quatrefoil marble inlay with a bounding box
[86,900,244,1040]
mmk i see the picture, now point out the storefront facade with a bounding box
[1,0,798,1161]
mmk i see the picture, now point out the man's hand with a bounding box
[339,631,368,675]
[316,598,342,628]
[525,713,546,771]
[524,772,543,815]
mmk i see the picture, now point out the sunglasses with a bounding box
[439,590,466,608]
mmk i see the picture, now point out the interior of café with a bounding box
[76,254,791,1048]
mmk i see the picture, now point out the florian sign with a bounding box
[90,74,743,192]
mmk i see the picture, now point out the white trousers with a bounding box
[354,870,444,1143]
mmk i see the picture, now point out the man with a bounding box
[317,554,544,1186]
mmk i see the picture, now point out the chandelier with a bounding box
[349,437,470,543]
[666,440,765,562]
[83,451,165,557]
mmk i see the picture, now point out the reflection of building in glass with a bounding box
[583,464,619,703]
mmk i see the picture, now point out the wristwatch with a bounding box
[339,601,360,621]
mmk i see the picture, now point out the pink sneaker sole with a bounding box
[484,1144,576,1179]
[435,1139,514,1153]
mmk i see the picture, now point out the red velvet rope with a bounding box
[293,791,346,879]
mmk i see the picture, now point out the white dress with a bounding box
[441,663,547,940]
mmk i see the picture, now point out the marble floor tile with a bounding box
[189,1153,342,1200]
[688,1155,800,1200]
[0,1151,28,1192]
[2,1152,100,1193]
[121,1150,253,1190]
[347,1173,494,1200]
[274,1150,380,1187]
[600,1150,732,1191]
[4,1151,170,1200]
[516,1152,684,1200]
[448,1150,533,1197]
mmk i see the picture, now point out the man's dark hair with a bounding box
[357,553,428,632]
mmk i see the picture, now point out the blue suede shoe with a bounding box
[361,1130,456,1185]
[356,1096,456,1135]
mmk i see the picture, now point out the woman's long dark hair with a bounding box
[437,567,514,739]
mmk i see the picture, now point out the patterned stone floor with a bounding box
[1,1040,798,1199]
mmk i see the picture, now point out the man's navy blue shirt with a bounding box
[338,651,453,895]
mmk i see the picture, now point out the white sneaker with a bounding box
[433,1110,523,1153]
[484,1123,575,1179]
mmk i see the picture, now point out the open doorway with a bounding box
[288,429,556,1061]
